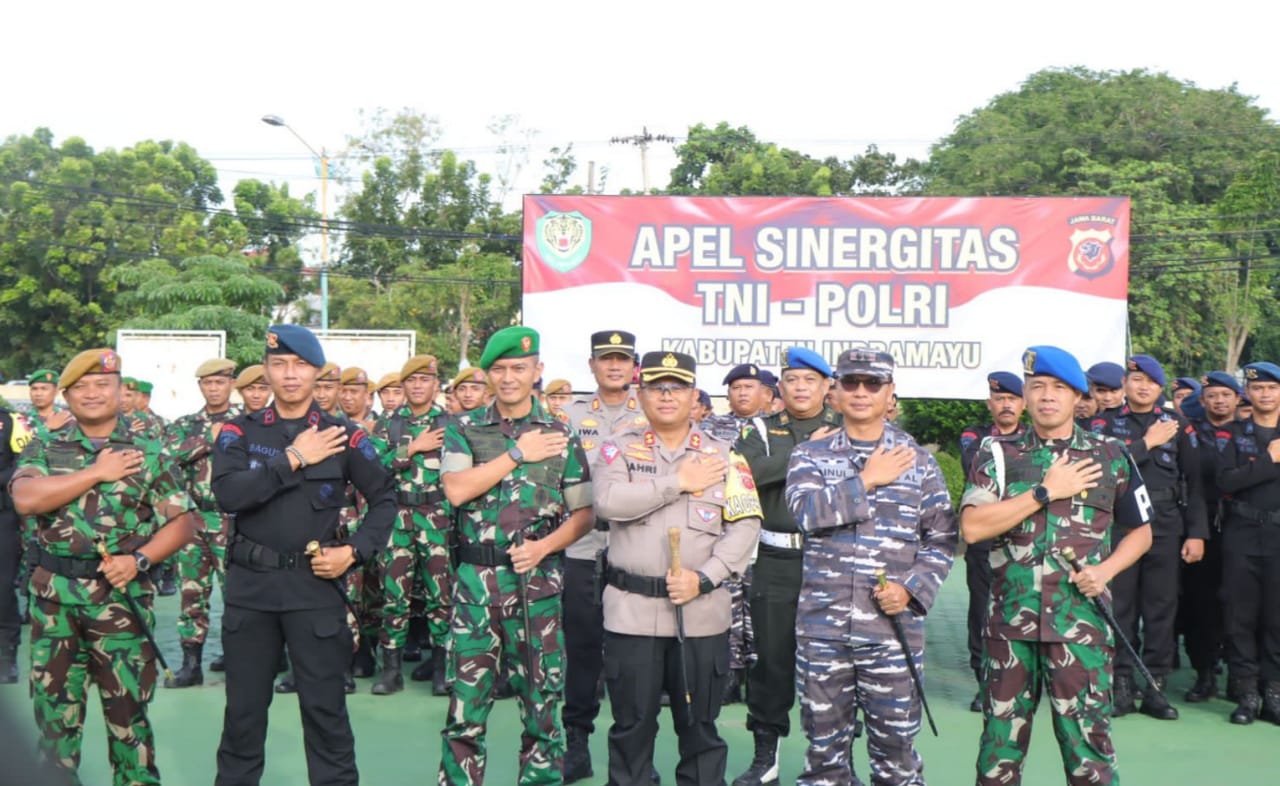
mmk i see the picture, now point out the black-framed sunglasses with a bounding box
[642,382,694,396]
[838,376,891,393]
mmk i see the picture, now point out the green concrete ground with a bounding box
[1,557,1274,785]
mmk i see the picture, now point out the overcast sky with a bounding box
[8,1,1278,211]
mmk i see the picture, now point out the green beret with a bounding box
[122,377,138,390]
[28,369,59,386]
[196,358,237,378]
[60,349,122,390]
[136,380,154,395]
[479,326,539,371]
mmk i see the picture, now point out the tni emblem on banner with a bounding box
[536,210,592,273]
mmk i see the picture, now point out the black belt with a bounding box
[396,490,443,508]
[1148,488,1179,506]
[606,566,667,598]
[1229,500,1280,526]
[29,547,105,579]
[227,537,312,570]
[456,543,513,567]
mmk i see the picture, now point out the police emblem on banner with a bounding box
[1066,214,1119,280]
[536,210,592,273]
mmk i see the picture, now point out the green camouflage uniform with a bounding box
[13,419,196,785]
[962,425,1152,786]
[125,410,167,442]
[165,406,240,646]
[371,404,453,651]
[438,396,592,786]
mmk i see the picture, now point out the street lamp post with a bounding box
[262,114,330,330]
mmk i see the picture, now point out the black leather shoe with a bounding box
[1139,677,1178,720]
[1185,670,1217,703]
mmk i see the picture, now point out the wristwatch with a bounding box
[1032,485,1051,506]
[696,571,715,596]
[507,446,525,465]
[133,551,152,572]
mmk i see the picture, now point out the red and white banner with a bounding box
[523,196,1129,399]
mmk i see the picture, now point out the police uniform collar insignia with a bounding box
[689,433,702,450]
[626,398,636,410]
[591,398,601,411]
[779,413,789,425]
[643,430,656,447]
[308,410,321,426]
[262,407,277,425]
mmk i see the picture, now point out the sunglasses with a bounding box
[838,376,890,393]
[642,382,694,396]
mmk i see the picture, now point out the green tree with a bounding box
[331,109,521,371]
[109,254,285,367]
[924,68,1280,369]
[0,129,249,376]
[232,178,320,319]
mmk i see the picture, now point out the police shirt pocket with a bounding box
[688,500,723,536]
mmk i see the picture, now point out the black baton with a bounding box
[1058,546,1165,700]
[876,570,938,736]
[95,538,174,681]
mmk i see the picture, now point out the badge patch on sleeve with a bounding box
[218,423,243,451]
[723,451,763,521]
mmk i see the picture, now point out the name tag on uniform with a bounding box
[816,457,852,483]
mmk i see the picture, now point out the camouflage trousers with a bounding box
[976,639,1117,786]
[726,569,756,670]
[338,506,379,647]
[378,519,452,651]
[797,637,922,786]
[30,594,160,786]
[439,597,566,786]
[176,520,227,645]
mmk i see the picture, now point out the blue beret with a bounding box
[1201,371,1242,394]
[723,363,765,386]
[1173,377,1201,396]
[1023,345,1088,395]
[1126,355,1166,387]
[1181,394,1207,421]
[782,347,832,377]
[696,389,712,409]
[266,324,325,368]
[759,370,779,387]
[987,371,1023,397]
[1243,362,1280,384]
[1086,362,1125,390]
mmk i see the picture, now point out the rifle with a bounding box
[1058,546,1165,700]
[668,528,694,724]
[94,538,173,681]
[876,570,938,736]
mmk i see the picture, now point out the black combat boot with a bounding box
[410,651,435,682]
[562,725,593,784]
[343,670,356,694]
[722,668,744,705]
[1229,678,1260,725]
[650,765,662,785]
[371,649,404,695]
[1139,676,1178,720]
[209,653,225,672]
[969,668,984,713]
[1184,669,1217,702]
[1260,682,1280,725]
[1112,673,1136,716]
[351,637,376,678]
[403,619,426,663]
[165,643,204,688]
[732,727,780,786]
[275,669,297,693]
[432,647,449,696]
[0,646,18,684]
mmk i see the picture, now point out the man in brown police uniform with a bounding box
[594,350,762,786]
